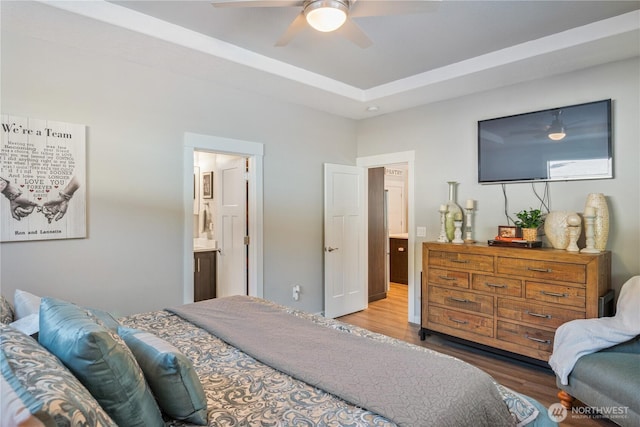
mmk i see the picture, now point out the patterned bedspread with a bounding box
[121,298,534,426]
[121,308,396,426]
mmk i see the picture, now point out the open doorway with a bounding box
[367,164,408,298]
[193,151,248,299]
[357,151,417,324]
[386,164,409,287]
[183,133,264,304]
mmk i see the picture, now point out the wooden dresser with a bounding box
[421,242,611,362]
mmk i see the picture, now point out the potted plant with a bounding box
[514,208,545,241]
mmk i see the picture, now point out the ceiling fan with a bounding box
[211,0,440,48]
[511,110,592,142]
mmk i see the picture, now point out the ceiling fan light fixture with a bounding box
[548,131,566,141]
[547,111,566,141]
[547,120,566,141]
[304,0,348,32]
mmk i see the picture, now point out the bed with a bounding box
[1,293,555,427]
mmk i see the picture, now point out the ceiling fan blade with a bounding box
[350,0,441,18]
[212,1,303,8]
[336,18,372,48]
[275,12,308,46]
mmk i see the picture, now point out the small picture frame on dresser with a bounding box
[498,225,521,239]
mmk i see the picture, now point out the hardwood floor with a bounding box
[338,283,616,427]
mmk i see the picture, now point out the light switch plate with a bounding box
[417,226,426,237]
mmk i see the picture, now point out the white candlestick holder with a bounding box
[566,213,581,252]
[452,220,464,244]
[464,208,475,243]
[437,208,448,242]
[580,213,600,254]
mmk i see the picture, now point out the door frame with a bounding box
[183,132,264,303]
[357,151,417,323]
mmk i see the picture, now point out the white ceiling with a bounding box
[5,1,640,119]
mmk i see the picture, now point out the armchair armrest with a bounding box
[601,335,640,354]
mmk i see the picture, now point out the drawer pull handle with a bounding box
[451,259,470,264]
[398,247,405,252]
[438,276,457,281]
[527,267,552,273]
[526,310,552,319]
[540,290,568,298]
[448,297,470,303]
[485,283,507,289]
[449,317,468,325]
[525,334,551,345]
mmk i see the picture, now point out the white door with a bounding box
[386,181,405,235]
[216,155,247,297]
[324,164,366,318]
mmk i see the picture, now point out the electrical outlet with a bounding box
[292,285,300,301]
[417,226,426,237]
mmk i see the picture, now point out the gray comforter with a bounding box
[170,296,515,427]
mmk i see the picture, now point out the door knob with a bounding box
[325,247,339,252]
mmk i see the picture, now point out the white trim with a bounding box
[365,11,640,101]
[357,151,418,324]
[41,1,639,106]
[42,0,361,101]
[183,133,264,303]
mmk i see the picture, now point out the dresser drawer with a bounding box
[497,321,554,353]
[497,257,586,284]
[526,282,586,308]
[429,251,493,272]
[428,268,469,289]
[429,286,493,315]
[472,274,522,297]
[497,298,585,329]
[428,306,493,338]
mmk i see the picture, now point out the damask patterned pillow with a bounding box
[0,325,117,426]
[0,294,15,324]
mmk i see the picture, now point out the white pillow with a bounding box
[10,313,39,337]
[13,290,41,320]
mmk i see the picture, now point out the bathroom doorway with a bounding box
[183,133,264,304]
[194,151,248,298]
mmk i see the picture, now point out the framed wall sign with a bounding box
[1,115,86,242]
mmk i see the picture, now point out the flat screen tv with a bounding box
[478,99,612,184]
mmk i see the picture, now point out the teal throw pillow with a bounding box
[119,327,208,425]
[38,297,164,427]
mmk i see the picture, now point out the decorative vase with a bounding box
[522,228,538,242]
[584,193,609,251]
[444,181,462,242]
[544,211,573,249]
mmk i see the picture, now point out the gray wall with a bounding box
[1,3,638,319]
[0,23,356,316]
[357,58,640,318]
